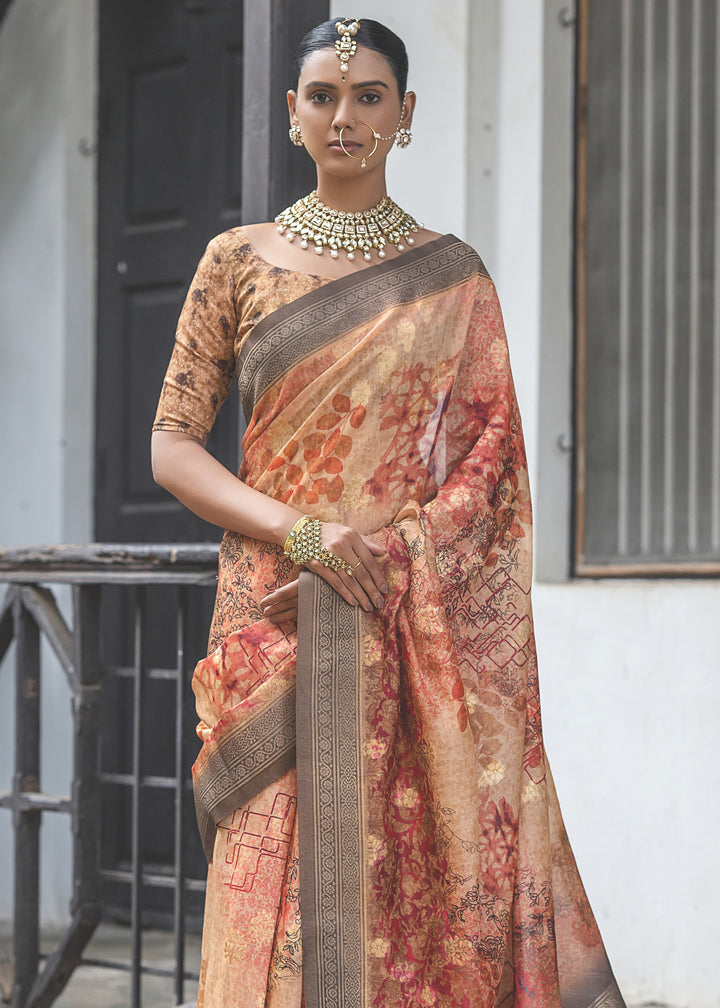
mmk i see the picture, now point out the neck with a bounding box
[315,167,389,211]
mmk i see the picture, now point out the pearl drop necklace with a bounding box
[275,191,422,262]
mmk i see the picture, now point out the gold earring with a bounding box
[395,102,412,148]
[289,123,303,147]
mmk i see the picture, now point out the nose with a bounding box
[332,98,355,132]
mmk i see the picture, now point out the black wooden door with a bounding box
[95,0,245,543]
[96,0,329,541]
[95,0,327,923]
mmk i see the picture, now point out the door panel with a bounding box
[95,0,328,924]
[96,0,244,546]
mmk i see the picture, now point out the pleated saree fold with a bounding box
[191,236,625,1008]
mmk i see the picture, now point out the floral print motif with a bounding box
[267,393,366,506]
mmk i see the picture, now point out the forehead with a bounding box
[298,44,396,87]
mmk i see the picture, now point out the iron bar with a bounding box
[640,0,654,555]
[130,587,146,1008]
[12,589,41,1008]
[617,0,633,556]
[100,773,179,788]
[714,0,720,552]
[99,869,206,893]
[687,0,702,552]
[78,957,200,982]
[18,587,74,689]
[0,793,71,813]
[173,587,188,1005]
[664,0,679,556]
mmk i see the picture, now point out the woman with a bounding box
[152,18,625,1008]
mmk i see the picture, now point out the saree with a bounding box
[154,230,625,1008]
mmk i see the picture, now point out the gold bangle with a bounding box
[283,515,312,556]
[283,516,353,576]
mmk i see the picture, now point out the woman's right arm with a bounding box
[151,429,387,613]
[151,429,301,547]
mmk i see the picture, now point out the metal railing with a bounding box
[0,544,219,1008]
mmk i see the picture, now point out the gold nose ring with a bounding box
[338,122,379,168]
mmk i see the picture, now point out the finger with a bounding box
[349,564,386,610]
[260,579,299,608]
[365,540,386,556]
[264,608,296,624]
[315,526,385,608]
[307,560,372,611]
[262,598,297,617]
[353,539,389,600]
[266,605,298,624]
[339,568,379,612]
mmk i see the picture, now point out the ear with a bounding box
[397,91,415,127]
[401,91,416,125]
[287,90,298,125]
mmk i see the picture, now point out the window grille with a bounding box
[575,0,720,574]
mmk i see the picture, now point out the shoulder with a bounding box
[414,227,443,244]
[416,228,492,282]
[200,225,256,265]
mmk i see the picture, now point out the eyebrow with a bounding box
[304,79,390,91]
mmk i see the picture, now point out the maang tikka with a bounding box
[335,17,360,71]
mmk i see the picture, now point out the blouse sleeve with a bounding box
[152,233,240,445]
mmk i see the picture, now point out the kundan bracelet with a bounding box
[283,515,354,576]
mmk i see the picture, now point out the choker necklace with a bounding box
[275,191,422,262]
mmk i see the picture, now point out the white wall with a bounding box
[536,579,720,1008]
[0,0,97,923]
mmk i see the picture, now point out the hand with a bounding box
[261,578,300,625]
[309,523,388,613]
[262,523,388,622]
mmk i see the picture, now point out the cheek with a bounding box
[298,104,329,127]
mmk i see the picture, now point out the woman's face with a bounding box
[288,45,410,177]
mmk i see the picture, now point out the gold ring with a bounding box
[353,559,364,571]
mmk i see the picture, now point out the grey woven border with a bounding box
[193,684,296,862]
[238,235,488,419]
[296,572,365,1008]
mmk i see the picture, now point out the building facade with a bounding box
[0,1,718,1004]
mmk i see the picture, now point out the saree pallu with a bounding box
[191,236,625,1008]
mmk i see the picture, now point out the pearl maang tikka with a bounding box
[335,17,360,71]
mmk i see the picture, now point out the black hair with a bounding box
[292,18,408,97]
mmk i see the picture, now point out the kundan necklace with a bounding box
[275,191,422,262]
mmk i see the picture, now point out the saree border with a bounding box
[238,234,488,418]
[296,571,366,1008]
[193,683,296,862]
[588,980,626,1008]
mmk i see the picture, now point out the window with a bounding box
[575,0,720,574]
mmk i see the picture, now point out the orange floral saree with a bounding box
[160,232,624,1008]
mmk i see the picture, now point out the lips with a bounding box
[329,140,360,152]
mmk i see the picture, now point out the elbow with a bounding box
[150,431,174,491]
[151,429,202,494]
[151,454,166,489]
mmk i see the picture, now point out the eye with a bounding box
[310,91,332,104]
[359,91,381,104]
